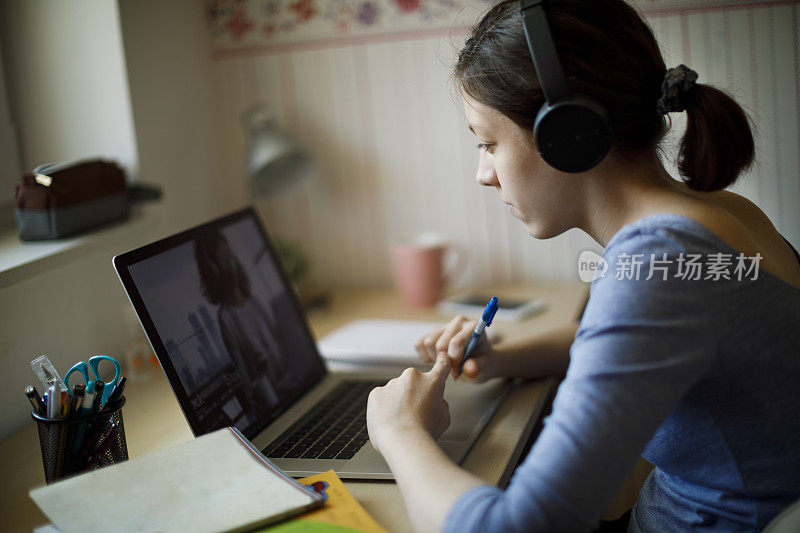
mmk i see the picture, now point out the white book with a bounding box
[30,427,323,533]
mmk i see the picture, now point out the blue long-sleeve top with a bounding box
[444,213,800,532]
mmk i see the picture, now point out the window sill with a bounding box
[0,203,163,289]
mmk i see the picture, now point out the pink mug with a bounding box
[391,241,463,308]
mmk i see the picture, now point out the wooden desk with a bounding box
[0,283,587,532]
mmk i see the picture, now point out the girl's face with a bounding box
[462,91,580,239]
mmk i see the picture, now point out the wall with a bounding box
[118,0,237,233]
[0,0,138,178]
[0,0,231,438]
[210,0,800,289]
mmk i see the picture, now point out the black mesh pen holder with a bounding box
[32,396,128,484]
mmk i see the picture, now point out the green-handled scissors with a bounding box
[64,355,122,405]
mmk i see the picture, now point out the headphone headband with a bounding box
[519,0,612,173]
[520,0,571,103]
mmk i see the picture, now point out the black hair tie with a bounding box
[656,65,698,115]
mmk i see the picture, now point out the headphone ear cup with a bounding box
[533,96,612,173]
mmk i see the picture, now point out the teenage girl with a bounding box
[365,1,800,531]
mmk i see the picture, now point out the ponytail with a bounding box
[677,84,755,191]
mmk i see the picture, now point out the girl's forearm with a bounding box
[378,426,486,533]
[493,321,579,379]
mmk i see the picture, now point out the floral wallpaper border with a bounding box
[206,0,798,57]
[207,0,492,52]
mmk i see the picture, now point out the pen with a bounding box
[91,381,104,414]
[60,389,70,418]
[457,296,499,377]
[70,384,88,455]
[25,386,46,415]
[67,385,81,418]
[82,382,96,415]
[46,383,58,418]
[104,376,126,406]
[72,384,86,416]
[86,420,121,468]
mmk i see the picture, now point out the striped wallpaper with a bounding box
[210,1,800,289]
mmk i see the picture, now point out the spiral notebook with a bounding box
[30,427,323,533]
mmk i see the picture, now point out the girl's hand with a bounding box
[414,315,498,381]
[367,353,451,455]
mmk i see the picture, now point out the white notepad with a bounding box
[317,319,502,372]
[317,319,442,369]
[30,427,323,533]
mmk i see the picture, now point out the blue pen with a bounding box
[458,296,499,376]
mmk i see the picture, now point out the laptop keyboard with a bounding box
[262,379,385,461]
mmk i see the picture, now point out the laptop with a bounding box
[113,207,510,479]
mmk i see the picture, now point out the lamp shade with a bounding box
[244,104,314,197]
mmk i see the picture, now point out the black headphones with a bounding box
[520,0,612,173]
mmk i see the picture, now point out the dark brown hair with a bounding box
[454,0,754,191]
[194,229,251,306]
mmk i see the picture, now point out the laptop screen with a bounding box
[115,209,326,439]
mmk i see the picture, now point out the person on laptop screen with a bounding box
[194,229,292,413]
[121,215,324,438]
[364,1,800,532]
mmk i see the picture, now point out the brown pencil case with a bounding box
[14,159,130,240]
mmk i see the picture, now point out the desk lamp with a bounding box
[244,104,320,305]
[245,103,315,197]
